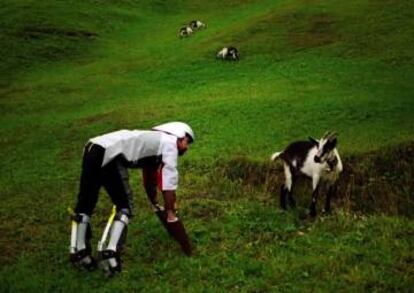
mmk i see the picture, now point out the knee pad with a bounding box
[114,208,131,223]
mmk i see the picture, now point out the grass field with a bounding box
[1,0,413,291]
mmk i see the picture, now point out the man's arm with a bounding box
[163,190,177,222]
[155,138,191,255]
[142,167,159,206]
[159,139,179,219]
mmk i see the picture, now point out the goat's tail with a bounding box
[270,152,282,161]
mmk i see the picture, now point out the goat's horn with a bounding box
[322,131,331,138]
[327,131,338,140]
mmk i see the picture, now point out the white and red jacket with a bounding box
[89,130,179,191]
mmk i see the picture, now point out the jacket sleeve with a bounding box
[160,140,179,191]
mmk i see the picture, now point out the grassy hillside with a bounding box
[1,0,413,291]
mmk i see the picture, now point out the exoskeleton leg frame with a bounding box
[69,213,96,271]
[98,208,131,275]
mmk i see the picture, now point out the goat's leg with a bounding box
[323,184,337,214]
[287,173,297,208]
[281,186,296,209]
[288,190,296,208]
[280,185,288,210]
[309,187,319,217]
[280,164,293,210]
[280,185,297,210]
[309,175,320,217]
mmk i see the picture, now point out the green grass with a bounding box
[1,0,414,291]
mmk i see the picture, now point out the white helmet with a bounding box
[152,122,195,142]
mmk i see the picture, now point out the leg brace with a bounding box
[99,208,131,274]
[69,213,95,270]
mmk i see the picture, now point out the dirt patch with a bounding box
[286,13,342,49]
[77,112,114,126]
[0,227,20,265]
[201,9,342,57]
[19,26,98,40]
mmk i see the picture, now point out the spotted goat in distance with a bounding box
[179,26,193,38]
[270,131,343,217]
[189,20,206,30]
[216,46,239,61]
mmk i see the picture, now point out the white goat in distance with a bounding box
[271,131,343,217]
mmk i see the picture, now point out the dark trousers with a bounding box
[75,143,133,216]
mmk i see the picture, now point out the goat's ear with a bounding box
[330,138,337,148]
[308,137,318,145]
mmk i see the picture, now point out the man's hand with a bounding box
[167,210,178,223]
